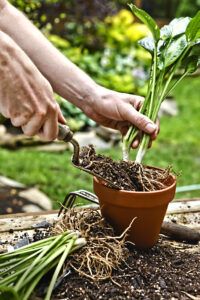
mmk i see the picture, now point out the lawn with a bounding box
[0,77,200,208]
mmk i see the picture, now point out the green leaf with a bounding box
[138,37,155,54]
[184,55,200,73]
[164,35,188,67]
[128,4,160,41]
[161,17,191,40]
[186,10,200,42]
[0,286,19,300]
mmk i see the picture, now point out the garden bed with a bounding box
[0,209,199,300]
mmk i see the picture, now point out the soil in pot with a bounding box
[77,145,175,191]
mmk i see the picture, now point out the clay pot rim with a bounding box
[94,166,176,195]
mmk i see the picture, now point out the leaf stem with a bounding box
[44,237,76,300]
[135,46,158,162]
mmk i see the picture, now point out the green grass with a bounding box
[0,77,200,208]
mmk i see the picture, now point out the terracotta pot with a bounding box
[93,167,176,249]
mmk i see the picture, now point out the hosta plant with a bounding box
[123,5,200,163]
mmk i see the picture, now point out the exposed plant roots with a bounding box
[78,145,174,191]
[53,209,129,281]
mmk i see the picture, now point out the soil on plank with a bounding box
[53,240,200,300]
[77,145,174,191]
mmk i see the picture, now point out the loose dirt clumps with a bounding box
[77,145,174,191]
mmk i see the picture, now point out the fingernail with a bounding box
[145,123,157,133]
[132,140,139,149]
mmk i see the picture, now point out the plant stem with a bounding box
[165,71,188,96]
[0,266,28,285]
[135,134,149,163]
[22,259,59,300]
[15,232,75,291]
[122,64,153,161]
[0,251,40,277]
[135,43,193,163]
[148,48,157,118]
[135,47,158,163]
[15,234,65,291]
[44,237,76,300]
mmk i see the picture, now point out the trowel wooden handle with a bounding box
[58,124,73,143]
[161,221,200,243]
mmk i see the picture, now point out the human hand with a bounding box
[0,31,65,140]
[82,85,159,148]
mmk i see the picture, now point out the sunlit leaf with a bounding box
[128,4,160,41]
[164,35,188,67]
[186,11,200,43]
[138,37,155,54]
[161,17,191,40]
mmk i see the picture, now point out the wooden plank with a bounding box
[173,198,200,203]
[0,209,58,219]
[0,211,58,232]
[0,211,59,253]
[0,205,199,251]
[167,200,200,214]
[165,212,200,228]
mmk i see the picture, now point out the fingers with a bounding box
[147,119,160,141]
[22,114,45,136]
[10,108,34,127]
[19,101,60,141]
[123,103,158,135]
[115,94,158,138]
[130,123,158,149]
[132,139,140,149]
[0,34,62,141]
[128,95,144,110]
[38,118,58,141]
[57,104,66,124]
[37,103,59,140]
[128,96,160,140]
[130,121,159,149]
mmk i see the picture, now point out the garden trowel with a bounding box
[58,124,119,189]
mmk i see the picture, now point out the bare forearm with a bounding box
[0,1,97,109]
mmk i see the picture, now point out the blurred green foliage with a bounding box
[176,0,200,17]
[10,1,151,95]
[53,10,150,93]
[56,95,95,131]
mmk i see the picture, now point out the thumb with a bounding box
[126,105,157,134]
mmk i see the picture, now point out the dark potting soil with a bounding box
[53,239,200,300]
[4,209,199,300]
[77,145,174,191]
[49,210,200,300]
